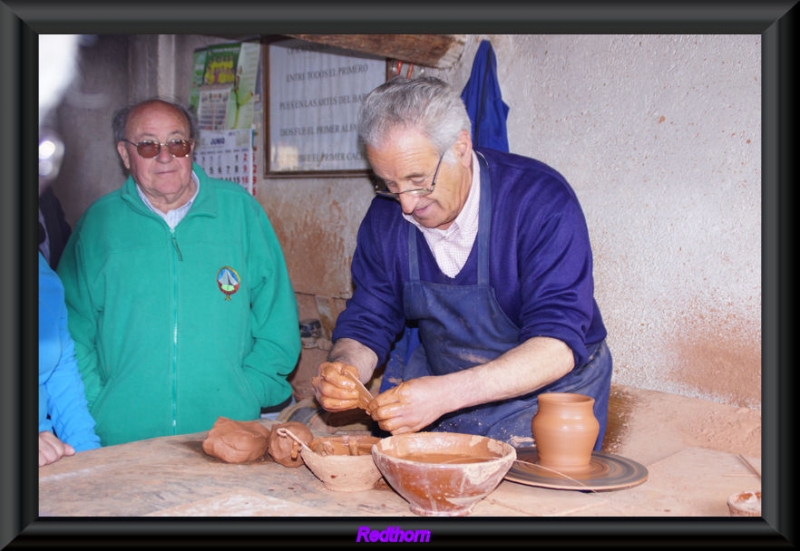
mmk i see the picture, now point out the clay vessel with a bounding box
[727,490,761,517]
[372,432,516,517]
[302,434,383,492]
[531,392,599,473]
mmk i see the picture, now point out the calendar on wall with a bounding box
[190,40,261,131]
[194,128,256,196]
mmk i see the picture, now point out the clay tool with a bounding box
[737,453,761,479]
[276,427,313,454]
[343,370,374,410]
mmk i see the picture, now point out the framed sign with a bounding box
[264,38,388,177]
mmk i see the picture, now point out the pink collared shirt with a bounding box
[403,152,480,278]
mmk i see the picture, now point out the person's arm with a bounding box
[56,228,104,408]
[369,336,573,434]
[327,337,380,382]
[312,337,380,412]
[369,164,596,434]
[239,203,302,408]
[44,298,101,451]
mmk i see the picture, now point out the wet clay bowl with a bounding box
[371,432,517,517]
[727,490,761,517]
[302,434,383,492]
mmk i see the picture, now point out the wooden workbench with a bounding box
[25,385,785,547]
[38,419,762,517]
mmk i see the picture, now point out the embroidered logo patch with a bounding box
[216,266,240,301]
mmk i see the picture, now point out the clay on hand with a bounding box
[202,416,272,464]
[312,361,367,412]
[267,422,314,468]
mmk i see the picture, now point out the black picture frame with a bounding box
[3,1,794,548]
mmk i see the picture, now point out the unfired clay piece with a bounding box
[531,392,600,473]
[268,422,315,467]
[302,435,383,492]
[202,417,272,464]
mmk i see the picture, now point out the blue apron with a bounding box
[381,153,613,449]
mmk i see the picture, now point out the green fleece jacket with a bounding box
[58,164,301,446]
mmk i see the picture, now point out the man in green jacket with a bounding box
[58,98,301,446]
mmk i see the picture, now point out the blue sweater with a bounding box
[332,147,607,368]
[39,252,101,452]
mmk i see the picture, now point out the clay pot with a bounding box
[531,392,599,474]
[302,434,383,492]
[727,490,761,517]
[372,432,516,517]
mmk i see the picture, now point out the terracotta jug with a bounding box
[531,392,599,473]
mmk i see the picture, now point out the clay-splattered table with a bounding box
[39,424,761,518]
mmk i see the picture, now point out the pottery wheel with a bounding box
[505,447,648,491]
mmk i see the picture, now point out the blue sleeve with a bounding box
[490,156,600,368]
[515,196,597,367]
[44,284,101,452]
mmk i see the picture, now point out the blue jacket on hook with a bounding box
[461,40,510,152]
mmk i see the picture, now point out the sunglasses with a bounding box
[122,138,194,159]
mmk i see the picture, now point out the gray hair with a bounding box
[112,98,198,144]
[357,76,471,156]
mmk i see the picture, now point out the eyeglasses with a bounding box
[374,153,443,200]
[122,138,194,159]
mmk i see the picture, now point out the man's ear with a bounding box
[116,142,131,170]
[454,129,473,167]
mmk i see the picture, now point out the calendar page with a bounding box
[194,128,256,196]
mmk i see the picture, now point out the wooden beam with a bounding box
[284,34,467,69]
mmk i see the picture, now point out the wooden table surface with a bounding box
[38,420,762,520]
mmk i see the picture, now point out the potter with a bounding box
[312,76,613,450]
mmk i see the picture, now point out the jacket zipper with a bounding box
[171,233,183,261]
[170,228,181,433]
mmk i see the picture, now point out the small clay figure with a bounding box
[202,416,272,464]
[267,422,314,467]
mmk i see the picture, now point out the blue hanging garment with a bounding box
[460,40,510,152]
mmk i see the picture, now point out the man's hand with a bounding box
[369,376,445,435]
[39,431,75,467]
[312,361,364,412]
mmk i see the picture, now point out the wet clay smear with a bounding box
[601,385,636,455]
